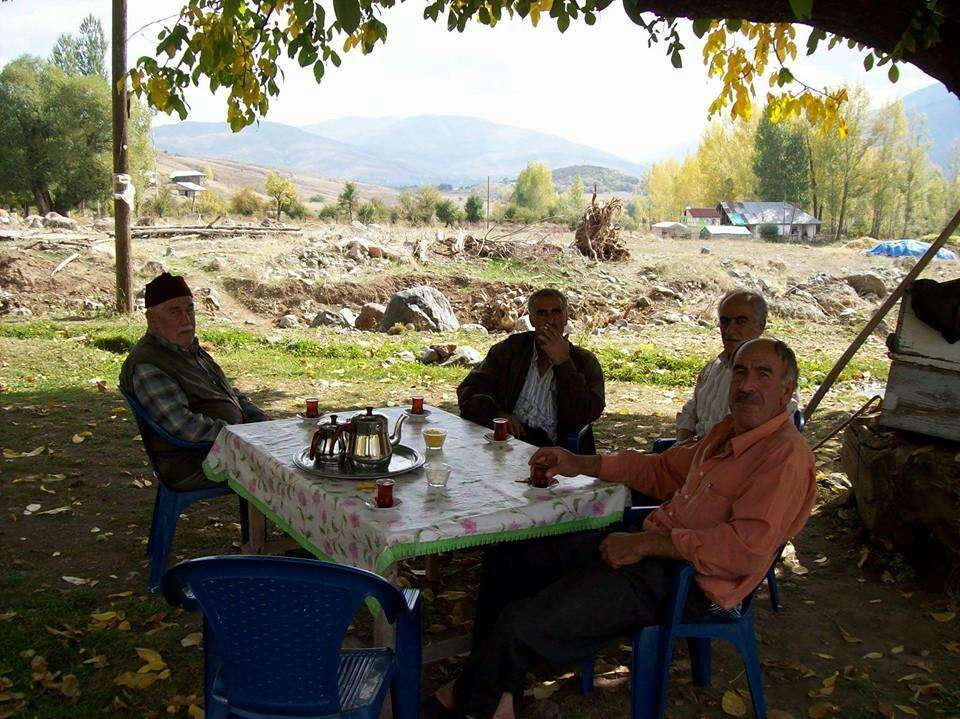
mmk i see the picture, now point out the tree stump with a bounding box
[841,416,960,596]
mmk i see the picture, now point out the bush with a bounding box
[464,194,484,223]
[144,186,174,218]
[230,187,265,216]
[285,198,310,220]
[759,223,780,241]
[435,198,462,226]
[317,203,339,221]
[195,189,227,217]
[309,193,327,203]
[357,199,389,224]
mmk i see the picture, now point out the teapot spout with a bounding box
[390,414,407,447]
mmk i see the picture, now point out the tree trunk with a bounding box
[835,177,849,242]
[33,189,51,216]
[805,132,818,218]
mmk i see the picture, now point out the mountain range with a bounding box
[151,84,959,188]
[152,115,647,188]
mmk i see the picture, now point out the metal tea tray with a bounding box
[293,444,425,480]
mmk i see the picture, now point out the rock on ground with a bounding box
[278,314,300,328]
[845,272,888,298]
[379,286,459,332]
[42,212,77,231]
[355,303,386,331]
[311,310,349,328]
[440,346,482,367]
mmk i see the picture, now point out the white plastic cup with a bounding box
[425,462,451,488]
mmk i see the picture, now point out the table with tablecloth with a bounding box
[203,405,628,575]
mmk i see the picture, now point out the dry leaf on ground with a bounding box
[722,690,747,717]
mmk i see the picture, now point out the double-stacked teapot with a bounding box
[309,407,406,468]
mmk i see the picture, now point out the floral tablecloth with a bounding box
[203,405,628,574]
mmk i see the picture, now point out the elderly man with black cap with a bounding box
[119,273,268,491]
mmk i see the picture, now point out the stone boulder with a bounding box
[845,273,888,298]
[460,323,489,334]
[311,310,349,328]
[514,315,534,332]
[379,286,459,332]
[25,215,43,229]
[355,303,385,331]
[141,260,165,276]
[440,346,483,367]
[43,212,77,231]
[277,314,300,329]
[338,308,358,328]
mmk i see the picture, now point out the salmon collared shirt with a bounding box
[598,412,816,609]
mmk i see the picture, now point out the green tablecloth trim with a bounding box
[207,457,622,575]
[373,514,621,574]
[203,460,336,564]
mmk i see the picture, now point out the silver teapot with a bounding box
[340,407,407,468]
[308,414,346,464]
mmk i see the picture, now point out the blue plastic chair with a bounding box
[645,409,805,613]
[563,424,593,453]
[119,387,247,593]
[580,562,769,719]
[161,555,422,719]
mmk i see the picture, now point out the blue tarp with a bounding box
[867,239,957,261]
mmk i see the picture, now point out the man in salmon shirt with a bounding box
[423,338,815,719]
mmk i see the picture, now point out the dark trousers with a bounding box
[454,531,708,719]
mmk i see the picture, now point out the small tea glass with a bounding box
[304,397,320,418]
[425,462,451,488]
[423,428,448,451]
[411,396,425,415]
[375,478,395,507]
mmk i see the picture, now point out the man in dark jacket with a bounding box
[457,288,605,453]
[119,273,268,491]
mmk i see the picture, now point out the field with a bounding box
[1,221,959,719]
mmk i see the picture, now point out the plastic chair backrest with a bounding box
[118,386,211,477]
[162,556,409,717]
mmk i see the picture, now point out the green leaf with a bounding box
[726,18,742,32]
[312,62,325,83]
[888,63,900,83]
[692,18,711,38]
[863,53,874,71]
[805,27,825,54]
[787,0,813,19]
[557,13,570,31]
[670,49,683,68]
[621,0,644,26]
[584,10,596,25]
[333,0,362,34]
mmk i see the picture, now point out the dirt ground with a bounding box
[1,219,959,719]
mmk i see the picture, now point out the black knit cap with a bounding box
[145,272,192,308]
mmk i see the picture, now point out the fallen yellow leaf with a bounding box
[863,652,884,660]
[930,611,955,623]
[722,690,747,717]
[59,674,80,698]
[114,671,159,690]
[181,632,202,648]
[838,624,862,643]
[532,682,559,700]
[807,702,838,718]
[895,705,918,716]
[891,645,904,654]
[187,705,204,719]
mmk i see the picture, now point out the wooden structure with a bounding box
[880,293,960,442]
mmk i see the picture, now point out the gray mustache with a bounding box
[733,391,763,405]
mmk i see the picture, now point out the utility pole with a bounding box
[112,0,133,313]
[486,176,490,232]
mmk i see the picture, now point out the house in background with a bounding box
[169,171,207,199]
[700,225,752,240]
[718,201,821,239]
[681,206,721,228]
[652,221,692,239]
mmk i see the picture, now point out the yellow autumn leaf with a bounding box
[115,671,159,690]
[90,612,118,623]
[60,674,80,698]
[532,682,559,700]
[187,705,204,719]
[895,705,918,716]
[722,690,747,717]
[71,434,86,444]
[863,652,883,660]
[181,632,203,648]
[929,611,955,623]
[891,645,904,654]
[807,702,838,718]
[838,624,862,643]
[135,647,166,671]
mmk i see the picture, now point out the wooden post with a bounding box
[803,206,960,422]
[486,175,490,232]
[112,0,134,313]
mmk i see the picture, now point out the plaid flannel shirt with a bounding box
[131,333,267,443]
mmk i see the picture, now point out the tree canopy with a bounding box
[129,0,957,133]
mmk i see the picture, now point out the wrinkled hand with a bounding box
[496,412,525,438]
[529,446,580,478]
[599,532,649,569]
[537,325,571,366]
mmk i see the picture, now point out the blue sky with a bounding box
[0,1,939,164]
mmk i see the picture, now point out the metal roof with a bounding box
[718,201,820,226]
[701,225,752,236]
[174,181,206,192]
[684,207,721,218]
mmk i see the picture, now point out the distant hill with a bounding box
[185,114,645,187]
[152,122,424,186]
[552,165,639,193]
[901,83,960,171]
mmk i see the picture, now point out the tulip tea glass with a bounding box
[375,478,395,508]
[304,397,320,418]
[411,396,425,415]
[493,418,509,441]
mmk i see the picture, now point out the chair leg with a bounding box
[687,638,712,687]
[737,625,768,719]
[632,628,661,719]
[148,486,181,593]
[146,482,162,556]
[238,497,250,546]
[766,567,784,613]
[579,658,595,695]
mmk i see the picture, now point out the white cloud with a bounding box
[1,1,939,165]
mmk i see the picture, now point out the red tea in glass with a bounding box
[493,418,509,441]
[529,464,550,488]
[411,396,425,415]
[375,479,395,508]
[304,397,320,418]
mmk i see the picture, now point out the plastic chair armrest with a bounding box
[623,505,658,524]
[401,588,420,614]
